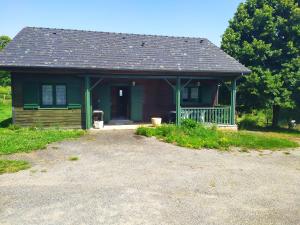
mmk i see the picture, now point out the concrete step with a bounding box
[108,120,134,125]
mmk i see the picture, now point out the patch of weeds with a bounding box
[0,160,30,174]
[40,169,47,173]
[136,119,299,150]
[239,148,250,153]
[209,180,216,188]
[283,151,291,155]
[68,156,79,161]
[30,169,38,173]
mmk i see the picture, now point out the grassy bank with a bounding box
[136,120,298,150]
[0,128,84,155]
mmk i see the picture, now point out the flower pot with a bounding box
[151,117,162,127]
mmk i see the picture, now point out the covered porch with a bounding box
[84,74,237,129]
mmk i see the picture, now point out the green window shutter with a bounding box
[98,85,111,122]
[131,86,144,121]
[68,81,82,109]
[23,82,39,109]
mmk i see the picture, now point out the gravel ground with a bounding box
[0,130,300,225]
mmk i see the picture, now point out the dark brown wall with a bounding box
[90,78,218,123]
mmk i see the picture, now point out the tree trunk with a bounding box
[272,105,280,127]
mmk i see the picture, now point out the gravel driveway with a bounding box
[0,130,300,225]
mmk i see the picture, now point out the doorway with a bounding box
[111,86,130,119]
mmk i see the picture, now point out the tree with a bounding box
[221,0,300,127]
[0,35,11,86]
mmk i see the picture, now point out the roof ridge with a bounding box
[25,26,208,40]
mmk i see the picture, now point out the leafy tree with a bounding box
[0,36,11,86]
[221,0,300,127]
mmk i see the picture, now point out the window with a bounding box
[41,84,67,107]
[42,85,53,105]
[182,87,201,103]
[182,88,189,100]
[56,85,67,105]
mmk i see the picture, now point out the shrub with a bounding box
[181,119,199,129]
[136,120,298,150]
[238,111,267,129]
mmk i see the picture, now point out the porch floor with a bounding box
[90,123,152,131]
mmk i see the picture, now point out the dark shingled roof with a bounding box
[0,27,250,75]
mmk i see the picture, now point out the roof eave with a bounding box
[0,65,251,77]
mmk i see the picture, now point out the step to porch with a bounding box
[108,119,134,125]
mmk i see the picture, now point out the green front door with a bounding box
[130,86,144,121]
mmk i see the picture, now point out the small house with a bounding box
[0,27,250,129]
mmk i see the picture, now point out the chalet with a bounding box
[0,27,250,129]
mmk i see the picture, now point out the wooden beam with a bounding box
[90,78,103,91]
[230,78,237,125]
[85,76,92,129]
[181,79,192,89]
[164,78,175,90]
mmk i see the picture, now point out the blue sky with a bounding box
[1,0,244,46]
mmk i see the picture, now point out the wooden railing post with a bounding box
[175,77,181,126]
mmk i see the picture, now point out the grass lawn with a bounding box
[0,160,31,175]
[0,128,84,155]
[136,120,299,150]
[0,100,84,174]
[0,100,12,125]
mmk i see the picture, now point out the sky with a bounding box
[1,0,244,46]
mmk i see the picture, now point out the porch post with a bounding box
[85,76,92,129]
[230,78,237,125]
[175,77,181,126]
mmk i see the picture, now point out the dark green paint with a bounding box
[23,82,39,109]
[230,79,236,125]
[131,86,144,121]
[98,84,111,122]
[84,76,92,129]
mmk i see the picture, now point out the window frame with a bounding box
[182,86,202,103]
[40,83,68,108]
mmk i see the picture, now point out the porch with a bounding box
[84,75,237,129]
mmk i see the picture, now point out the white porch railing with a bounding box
[181,107,231,125]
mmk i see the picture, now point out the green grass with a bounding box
[0,100,12,126]
[0,99,84,174]
[136,119,299,150]
[0,128,84,155]
[0,160,31,174]
[68,156,79,161]
[0,100,85,155]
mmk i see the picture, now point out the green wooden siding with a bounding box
[98,84,111,122]
[14,74,83,128]
[23,82,39,109]
[130,86,144,121]
[68,80,82,109]
[22,77,82,109]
